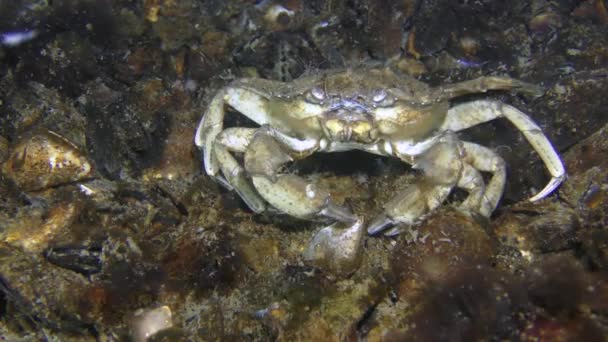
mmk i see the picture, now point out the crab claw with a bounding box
[367,213,396,236]
[245,131,357,222]
[319,199,358,222]
[440,100,566,202]
[367,182,453,236]
[251,175,356,222]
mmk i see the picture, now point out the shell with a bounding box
[2,131,93,191]
[304,219,365,276]
[131,306,173,342]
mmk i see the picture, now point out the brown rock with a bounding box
[390,208,495,299]
[493,201,578,254]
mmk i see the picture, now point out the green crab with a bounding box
[195,66,565,241]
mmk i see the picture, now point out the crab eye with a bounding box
[306,87,325,103]
[371,89,395,107]
[372,89,387,103]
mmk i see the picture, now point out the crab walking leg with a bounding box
[195,88,228,177]
[194,85,274,178]
[244,132,356,222]
[461,142,507,217]
[428,76,543,102]
[212,127,266,213]
[440,100,565,201]
[213,143,267,213]
[457,162,486,213]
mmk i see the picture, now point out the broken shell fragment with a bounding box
[131,305,173,342]
[2,131,93,191]
[304,219,364,276]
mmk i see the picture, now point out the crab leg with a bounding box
[244,131,356,222]
[461,142,507,216]
[440,100,565,201]
[194,82,279,178]
[457,162,487,213]
[213,144,266,213]
[212,128,267,213]
[428,76,543,102]
[195,88,228,177]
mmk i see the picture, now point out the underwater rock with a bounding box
[374,253,608,340]
[141,107,197,182]
[237,232,281,273]
[559,122,608,209]
[493,201,579,255]
[2,131,93,191]
[522,317,605,342]
[232,31,321,81]
[254,301,290,336]
[85,100,169,179]
[390,207,495,299]
[4,82,88,147]
[404,265,529,341]
[557,122,608,270]
[2,200,80,253]
[528,0,563,34]
[0,245,95,333]
[521,254,607,340]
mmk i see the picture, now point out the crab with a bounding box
[194,66,565,237]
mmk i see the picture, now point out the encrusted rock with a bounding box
[390,208,495,299]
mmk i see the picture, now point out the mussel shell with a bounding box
[2,131,93,191]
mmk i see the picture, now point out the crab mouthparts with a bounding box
[323,108,375,142]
